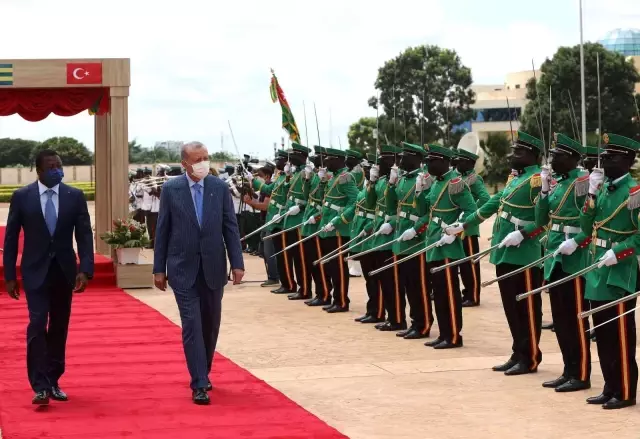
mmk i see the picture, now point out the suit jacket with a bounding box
[153,174,244,290]
[3,181,95,291]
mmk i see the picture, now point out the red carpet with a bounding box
[0,270,347,438]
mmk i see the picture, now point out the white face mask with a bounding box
[190,160,210,179]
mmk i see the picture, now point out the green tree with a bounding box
[521,43,640,147]
[480,133,512,191]
[128,139,145,163]
[0,138,41,166]
[366,45,475,146]
[33,137,93,165]
[209,151,236,162]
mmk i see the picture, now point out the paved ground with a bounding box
[2,202,640,438]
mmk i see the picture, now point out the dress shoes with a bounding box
[586,393,613,405]
[271,286,294,294]
[504,362,536,376]
[206,381,213,392]
[461,300,478,308]
[261,279,280,288]
[322,303,336,311]
[433,339,463,349]
[542,376,568,388]
[555,378,590,393]
[50,386,68,401]
[32,390,50,405]
[192,388,210,405]
[602,397,636,410]
[403,329,430,340]
[492,358,518,372]
[355,314,369,322]
[377,322,407,331]
[396,328,413,337]
[306,297,331,307]
[326,305,349,313]
[288,292,311,300]
[424,337,443,347]
[374,321,389,330]
[360,315,385,324]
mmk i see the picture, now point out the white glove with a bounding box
[288,205,300,216]
[322,222,336,233]
[445,224,464,236]
[389,165,399,184]
[499,230,525,248]
[598,249,618,268]
[245,171,253,182]
[318,167,327,181]
[379,222,394,235]
[415,173,425,192]
[400,228,417,241]
[272,213,282,223]
[589,168,604,195]
[304,164,314,179]
[305,215,317,225]
[291,165,297,174]
[541,165,551,193]
[436,234,456,247]
[554,238,578,256]
[284,163,292,176]
[370,165,380,182]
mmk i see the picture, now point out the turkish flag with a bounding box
[66,63,102,84]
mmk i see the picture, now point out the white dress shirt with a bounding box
[38,180,59,217]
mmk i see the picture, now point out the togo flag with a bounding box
[269,70,301,143]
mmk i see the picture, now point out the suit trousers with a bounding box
[459,235,481,304]
[355,252,384,319]
[401,253,434,335]
[320,235,350,308]
[172,267,223,390]
[285,229,312,297]
[260,229,280,282]
[496,263,542,369]
[427,259,462,344]
[592,296,638,401]
[548,269,591,381]
[24,260,73,392]
[304,237,331,302]
[272,228,296,291]
[373,250,406,325]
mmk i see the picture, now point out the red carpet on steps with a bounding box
[0,270,347,438]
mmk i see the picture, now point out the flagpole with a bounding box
[579,0,587,147]
[330,108,333,148]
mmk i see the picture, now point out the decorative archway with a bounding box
[0,58,130,256]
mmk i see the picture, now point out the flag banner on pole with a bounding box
[270,70,301,143]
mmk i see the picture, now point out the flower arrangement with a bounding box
[100,218,150,249]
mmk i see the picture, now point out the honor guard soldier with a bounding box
[346,154,384,323]
[346,149,365,277]
[565,133,640,409]
[406,144,476,348]
[301,148,333,306]
[453,133,490,307]
[536,133,591,392]
[447,131,545,373]
[387,142,434,339]
[317,148,359,313]
[250,151,294,294]
[365,145,406,331]
[281,143,313,300]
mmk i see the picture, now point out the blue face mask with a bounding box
[42,168,64,188]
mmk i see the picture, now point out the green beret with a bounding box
[603,133,640,153]
[314,145,327,155]
[276,149,289,159]
[427,144,455,159]
[379,145,403,155]
[324,147,347,158]
[346,149,363,159]
[551,133,584,155]
[514,131,544,152]
[402,142,427,157]
[366,153,377,164]
[291,142,311,155]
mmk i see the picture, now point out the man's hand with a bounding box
[436,234,456,247]
[541,165,551,193]
[389,166,399,184]
[73,273,88,293]
[499,230,525,248]
[305,215,317,225]
[244,171,253,182]
[400,228,417,241]
[554,238,578,256]
[288,205,301,216]
[243,195,253,205]
[589,168,604,195]
[369,165,380,182]
[154,273,167,291]
[445,224,465,236]
[5,280,19,300]
[322,222,336,233]
[378,222,393,235]
[232,269,245,285]
[598,249,618,268]
[318,167,328,181]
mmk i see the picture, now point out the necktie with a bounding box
[193,183,203,226]
[45,189,57,235]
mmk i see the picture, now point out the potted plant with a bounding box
[100,218,150,265]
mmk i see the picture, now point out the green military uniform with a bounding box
[387,143,434,337]
[462,131,545,371]
[574,133,640,405]
[411,144,477,347]
[454,148,491,306]
[346,149,366,190]
[535,133,591,387]
[318,148,359,310]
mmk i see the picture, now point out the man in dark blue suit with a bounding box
[153,141,245,405]
[4,149,94,405]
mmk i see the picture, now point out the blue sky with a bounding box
[0,0,638,159]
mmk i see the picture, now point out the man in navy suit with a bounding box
[4,149,94,405]
[153,141,245,405]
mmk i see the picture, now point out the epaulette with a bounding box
[465,173,477,186]
[449,177,465,195]
[628,185,640,210]
[549,178,558,192]
[530,173,542,188]
[338,172,353,184]
[574,175,590,197]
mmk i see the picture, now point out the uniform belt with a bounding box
[357,211,375,220]
[376,211,396,222]
[432,217,449,229]
[550,223,581,234]
[399,211,420,222]
[270,200,285,209]
[595,238,612,249]
[499,211,533,227]
[289,196,307,206]
[324,202,343,212]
